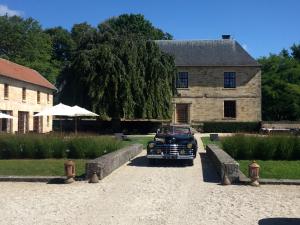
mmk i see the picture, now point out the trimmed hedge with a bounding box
[0,134,123,159]
[202,122,261,133]
[221,134,300,160]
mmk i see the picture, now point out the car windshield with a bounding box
[159,126,190,135]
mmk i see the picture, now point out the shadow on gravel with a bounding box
[199,153,220,183]
[127,155,193,167]
[258,218,300,225]
[47,174,86,184]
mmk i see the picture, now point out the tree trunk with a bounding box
[111,117,121,133]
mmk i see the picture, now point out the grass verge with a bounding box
[0,135,153,176]
[123,135,154,148]
[238,160,300,179]
[201,137,222,148]
[0,159,86,176]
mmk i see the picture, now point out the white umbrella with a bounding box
[0,112,15,119]
[34,103,75,133]
[34,103,74,117]
[71,105,99,134]
[71,105,99,117]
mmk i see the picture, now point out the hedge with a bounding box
[0,134,123,159]
[202,122,261,133]
[221,134,300,160]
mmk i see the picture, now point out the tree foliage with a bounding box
[0,15,59,83]
[58,14,176,121]
[259,44,300,120]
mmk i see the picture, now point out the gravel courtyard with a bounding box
[0,134,299,225]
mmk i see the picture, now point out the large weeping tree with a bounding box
[58,14,176,130]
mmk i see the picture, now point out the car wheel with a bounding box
[188,159,194,166]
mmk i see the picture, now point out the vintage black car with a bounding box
[147,125,198,165]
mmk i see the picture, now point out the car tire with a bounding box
[188,159,194,166]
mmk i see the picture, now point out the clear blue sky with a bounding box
[1,0,299,58]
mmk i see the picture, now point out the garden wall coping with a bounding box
[85,144,143,180]
[206,144,240,183]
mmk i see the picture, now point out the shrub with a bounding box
[34,136,52,159]
[203,122,260,133]
[253,137,277,160]
[274,136,294,160]
[51,138,67,158]
[292,137,300,160]
[0,135,21,159]
[221,134,300,160]
[0,134,123,159]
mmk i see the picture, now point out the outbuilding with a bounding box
[0,58,56,133]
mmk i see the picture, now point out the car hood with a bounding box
[155,134,194,144]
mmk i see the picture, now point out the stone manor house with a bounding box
[0,58,55,133]
[156,35,261,124]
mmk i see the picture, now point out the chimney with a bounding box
[222,35,231,39]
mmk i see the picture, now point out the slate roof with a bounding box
[155,39,259,67]
[0,58,56,90]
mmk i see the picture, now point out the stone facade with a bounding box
[172,66,261,123]
[0,76,54,133]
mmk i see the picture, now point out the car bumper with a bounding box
[147,154,194,160]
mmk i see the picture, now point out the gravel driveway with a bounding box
[0,134,299,225]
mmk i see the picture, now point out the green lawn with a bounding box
[239,160,300,179]
[201,137,300,179]
[123,135,154,148]
[0,159,86,176]
[0,135,153,176]
[201,137,222,148]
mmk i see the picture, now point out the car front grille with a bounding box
[154,144,193,155]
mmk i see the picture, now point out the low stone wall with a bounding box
[262,121,300,129]
[206,144,239,183]
[85,144,143,180]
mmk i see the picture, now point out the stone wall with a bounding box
[172,66,261,123]
[0,76,54,133]
[86,144,143,180]
[262,121,300,129]
[206,144,240,183]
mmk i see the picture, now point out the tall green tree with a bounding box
[58,14,176,129]
[45,27,75,65]
[0,15,58,83]
[259,45,300,121]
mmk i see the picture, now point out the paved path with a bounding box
[0,134,299,225]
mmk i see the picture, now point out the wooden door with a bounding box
[176,104,189,124]
[33,114,43,133]
[18,111,29,133]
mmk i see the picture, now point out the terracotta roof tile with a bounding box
[0,58,56,90]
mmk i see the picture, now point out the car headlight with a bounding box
[155,138,165,143]
[148,143,155,148]
[187,143,193,149]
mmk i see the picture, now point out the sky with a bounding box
[0,0,299,58]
